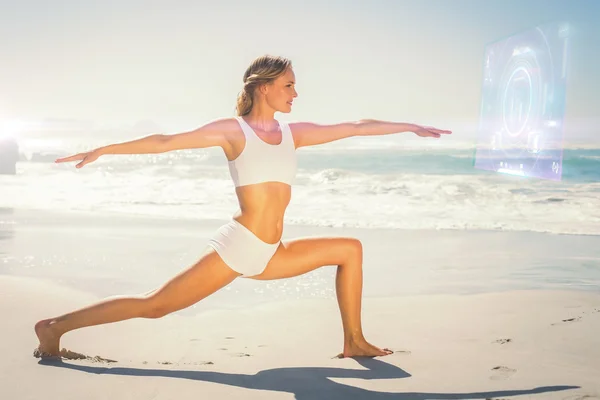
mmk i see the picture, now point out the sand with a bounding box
[1,209,599,399]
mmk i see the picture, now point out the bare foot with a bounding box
[336,339,394,358]
[33,319,61,358]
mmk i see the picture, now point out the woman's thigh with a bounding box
[248,236,362,281]
[145,247,241,313]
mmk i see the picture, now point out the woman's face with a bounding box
[263,68,298,113]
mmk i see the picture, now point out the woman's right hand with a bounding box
[55,149,102,168]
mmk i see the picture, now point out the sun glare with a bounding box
[0,119,29,139]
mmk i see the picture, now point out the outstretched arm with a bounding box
[290,119,451,148]
[55,118,231,168]
[98,118,229,155]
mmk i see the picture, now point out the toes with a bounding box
[377,347,393,356]
[33,348,50,358]
[33,348,61,361]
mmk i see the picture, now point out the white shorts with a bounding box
[207,219,280,277]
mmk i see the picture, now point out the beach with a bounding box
[1,208,599,399]
[3,0,600,397]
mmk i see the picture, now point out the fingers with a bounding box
[55,153,84,163]
[415,125,452,138]
[75,155,95,169]
[55,152,95,168]
[426,128,452,139]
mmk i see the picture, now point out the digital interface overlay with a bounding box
[474,21,570,181]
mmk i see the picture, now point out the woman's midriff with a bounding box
[232,182,292,245]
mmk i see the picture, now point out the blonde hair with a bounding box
[235,55,292,116]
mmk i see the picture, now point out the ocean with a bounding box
[2,132,599,236]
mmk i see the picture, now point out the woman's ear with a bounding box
[258,83,268,95]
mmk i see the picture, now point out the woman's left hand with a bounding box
[413,125,452,138]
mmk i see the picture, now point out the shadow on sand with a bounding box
[39,356,578,399]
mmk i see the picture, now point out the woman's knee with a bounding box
[341,237,363,263]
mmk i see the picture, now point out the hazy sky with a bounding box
[1,0,598,139]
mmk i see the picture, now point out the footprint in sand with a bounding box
[493,338,512,345]
[34,348,117,363]
[490,366,516,381]
[551,316,582,326]
[231,352,251,357]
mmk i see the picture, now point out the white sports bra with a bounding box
[228,117,298,187]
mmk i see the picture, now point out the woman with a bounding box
[35,55,451,359]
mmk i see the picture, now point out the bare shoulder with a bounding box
[160,117,242,152]
[207,117,245,160]
[211,117,244,145]
[287,121,316,148]
[203,116,240,136]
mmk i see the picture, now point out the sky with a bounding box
[0,0,598,142]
